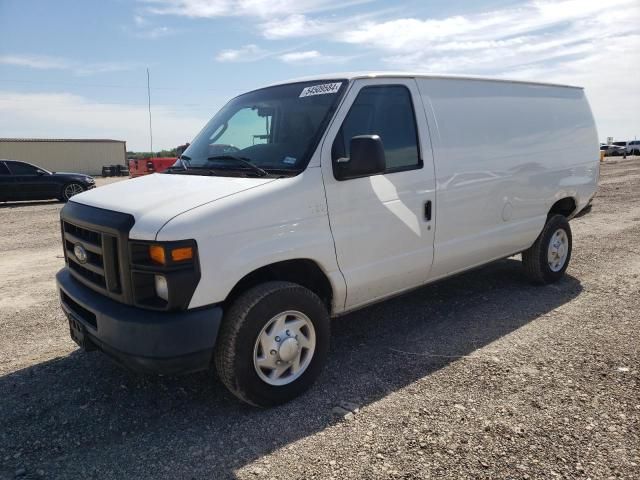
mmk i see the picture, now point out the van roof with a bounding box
[265,72,582,90]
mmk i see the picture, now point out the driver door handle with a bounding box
[424,200,432,221]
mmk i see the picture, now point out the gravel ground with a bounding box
[0,165,638,479]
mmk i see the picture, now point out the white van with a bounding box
[625,140,640,156]
[57,73,599,406]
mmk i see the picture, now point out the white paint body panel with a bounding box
[70,173,276,240]
[155,165,347,311]
[416,78,599,280]
[70,73,599,314]
[320,78,436,310]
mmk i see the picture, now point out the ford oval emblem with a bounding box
[74,244,88,264]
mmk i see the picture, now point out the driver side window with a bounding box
[332,85,422,173]
[7,161,38,175]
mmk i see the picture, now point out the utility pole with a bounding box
[147,67,153,156]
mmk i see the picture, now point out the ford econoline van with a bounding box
[57,73,599,406]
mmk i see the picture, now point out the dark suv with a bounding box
[0,160,95,202]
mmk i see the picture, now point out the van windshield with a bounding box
[171,80,347,177]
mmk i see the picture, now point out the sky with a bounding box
[0,0,638,151]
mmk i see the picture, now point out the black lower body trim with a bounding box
[89,334,214,375]
[57,268,222,375]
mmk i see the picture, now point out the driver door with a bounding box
[321,78,437,310]
[6,161,51,200]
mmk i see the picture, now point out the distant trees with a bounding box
[126,143,189,160]
[126,149,177,160]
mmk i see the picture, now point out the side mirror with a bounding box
[335,135,386,180]
[36,169,46,176]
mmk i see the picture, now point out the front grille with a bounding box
[60,202,135,305]
[63,220,122,296]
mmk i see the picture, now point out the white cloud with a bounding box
[279,50,321,62]
[0,54,72,70]
[133,15,148,26]
[135,26,176,39]
[260,14,336,39]
[0,54,135,76]
[340,0,636,55]
[215,44,268,62]
[128,14,176,39]
[278,50,351,64]
[143,0,369,18]
[215,44,347,63]
[0,91,209,151]
[328,0,639,140]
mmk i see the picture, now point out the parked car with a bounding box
[610,140,640,156]
[0,160,95,202]
[56,73,599,406]
[128,157,176,177]
[626,140,640,155]
[612,141,629,154]
[600,144,626,156]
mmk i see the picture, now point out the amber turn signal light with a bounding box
[171,246,193,262]
[149,245,166,265]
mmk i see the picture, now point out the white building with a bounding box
[0,138,126,175]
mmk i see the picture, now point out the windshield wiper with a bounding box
[165,155,191,172]
[206,155,268,177]
[178,154,191,170]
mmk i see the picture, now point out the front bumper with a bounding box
[57,268,222,375]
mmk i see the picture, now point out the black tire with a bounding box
[60,182,85,202]
[522,214,572,284]
[214,281,330,407]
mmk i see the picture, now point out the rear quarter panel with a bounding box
[417,78,599,279]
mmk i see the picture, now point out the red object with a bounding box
[129,157,176,178]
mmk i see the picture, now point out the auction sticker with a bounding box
[299,82,342,98]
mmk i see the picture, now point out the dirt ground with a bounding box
[0,164,638,479]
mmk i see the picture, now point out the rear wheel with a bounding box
[522,214,572,284]
[60,182,85,202]
[214,281,330,407]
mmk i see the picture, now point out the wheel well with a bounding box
[225,259,333,311]
[548,197,576,218]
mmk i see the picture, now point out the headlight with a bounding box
[129,240,200,311]
[149,244,193,265]
[154,275,169,301]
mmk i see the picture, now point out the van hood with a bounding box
[70,173,276,239]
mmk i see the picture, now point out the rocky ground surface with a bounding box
[0,165,638,479]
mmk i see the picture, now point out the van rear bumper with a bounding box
[56,268,222,375]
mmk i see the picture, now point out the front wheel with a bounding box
[214,281,330,407]
[60,182,85,202]
[522,214,572,284]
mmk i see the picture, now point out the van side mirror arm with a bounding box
[334,135,386,180]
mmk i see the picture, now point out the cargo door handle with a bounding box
[424,200,432,221]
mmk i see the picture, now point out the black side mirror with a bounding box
[335,135,386,180]
[36,169,46,176]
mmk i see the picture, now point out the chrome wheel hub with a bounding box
[547,229,569,272]
[64,183,83,199]
[253,310,316,386]
[278,337,300,363]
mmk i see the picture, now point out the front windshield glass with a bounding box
[174,80,347,176]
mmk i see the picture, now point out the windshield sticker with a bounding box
[299,82,342,98]
[283,156,297,164]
